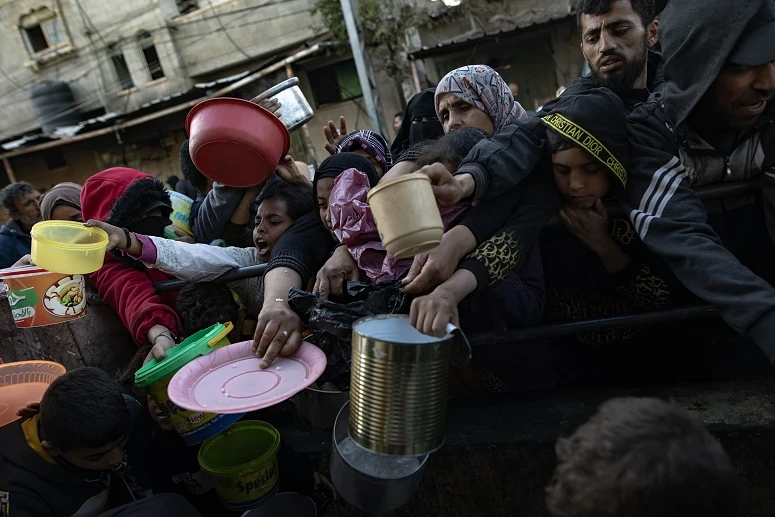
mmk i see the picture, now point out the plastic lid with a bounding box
[135,322,233,387]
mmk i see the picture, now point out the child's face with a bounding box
[551,147,610,209]
[353,149,383,176]
[253,198,293,262]
[44,435,128,471]
[316,177,336,239]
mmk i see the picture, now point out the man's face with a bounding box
[11,190,42,227]
[580,0,657,90]
[697,61,775,132]
[43,435,127,472]
[393,115,403,132]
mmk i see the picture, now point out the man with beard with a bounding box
[0,182,41,268]
[542,0,659,114]
[624,0,775,364]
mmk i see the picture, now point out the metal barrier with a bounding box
[468,305,718,346]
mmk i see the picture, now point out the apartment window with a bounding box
[308,59,363,106]
[20,7,67,54]
[44,148,66,170]
[177,0,199,15]
[109,45,134,90]
[137,31,164,81]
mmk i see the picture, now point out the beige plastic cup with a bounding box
[367,174,443,259]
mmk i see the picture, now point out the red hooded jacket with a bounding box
[81,167,181,346]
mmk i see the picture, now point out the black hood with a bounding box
[660,0,766,130]
[104,177,171,229]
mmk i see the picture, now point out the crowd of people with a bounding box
[0,0,773,514]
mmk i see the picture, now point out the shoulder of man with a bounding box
[627,93,678,152]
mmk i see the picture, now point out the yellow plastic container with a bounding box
[31,221,109,275]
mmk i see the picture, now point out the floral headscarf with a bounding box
[435,64,527,133]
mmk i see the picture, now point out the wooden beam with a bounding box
[2,157,16,183]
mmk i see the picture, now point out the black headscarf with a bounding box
[390,88,444,157]
[312,153,380,224]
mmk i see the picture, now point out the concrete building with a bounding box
[0,0,403,198]
[0,0,590,204]
[409,0,584,112]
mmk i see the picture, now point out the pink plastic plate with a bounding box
[167,341,327,414]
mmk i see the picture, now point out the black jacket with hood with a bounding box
[0,395,152,517]
[622,0,775,363]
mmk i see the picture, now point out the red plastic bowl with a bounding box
[186,98,290,188]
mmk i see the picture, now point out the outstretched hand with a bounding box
[253,301,303,368]
[324,116,349,155]
[314,246,361,299]
[11,254,33,268]
[276,155,313,190]
[416,165,476,206]
[84,220,128,252]
[252,97,282,119]
[16,402,40,419]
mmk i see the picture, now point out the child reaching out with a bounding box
[86,175,315,323]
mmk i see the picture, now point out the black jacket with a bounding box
[622,0,775,362]
[268,211,335,283]
[0,396,152,517]
[0,219,32,269]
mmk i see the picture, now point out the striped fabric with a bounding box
[629,156,689,240]
[335,130,393,172]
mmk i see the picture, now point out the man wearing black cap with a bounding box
[624,0,775,363]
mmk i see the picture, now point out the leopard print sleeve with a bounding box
[467,231,522,285]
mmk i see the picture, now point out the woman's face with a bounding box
[253,198,293,263]
[316,177,336,239]
[437,93,495,136]
[50,203,82,222]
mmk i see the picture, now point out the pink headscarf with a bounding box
[435,64,527,133]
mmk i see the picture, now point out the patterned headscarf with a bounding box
[435,64,527,134]
[335,130,393,173]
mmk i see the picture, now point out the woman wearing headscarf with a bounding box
[390,88,445,160]
[40,182,82,222]
[334,130,392,177]
[435,64,527,136]
[322,65,531,301]
[313,152,381,240]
